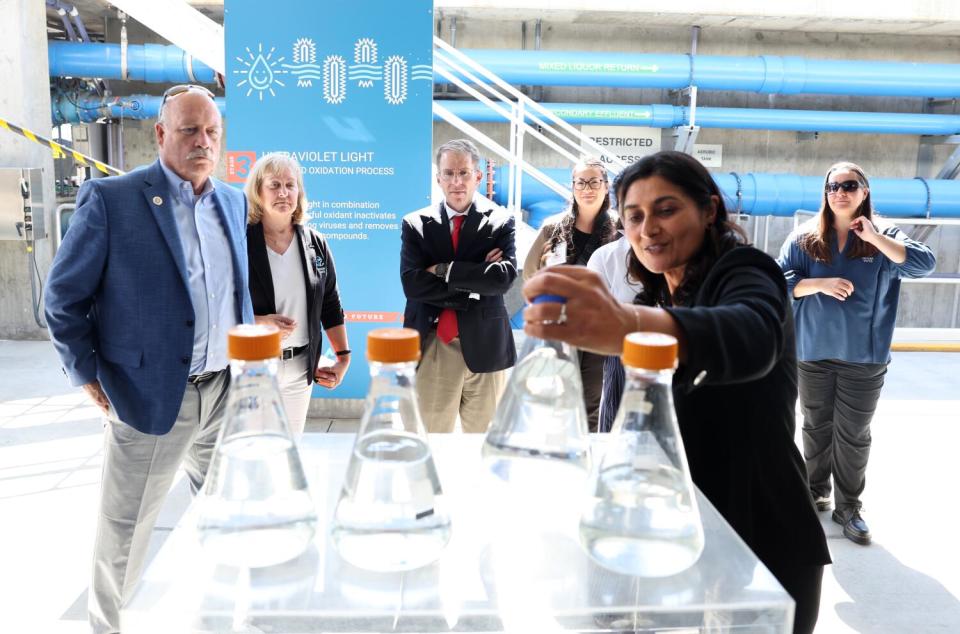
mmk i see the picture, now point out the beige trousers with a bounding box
[415,333,506,433]
[90,370,229,634]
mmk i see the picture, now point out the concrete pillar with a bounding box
[0,0,57,339]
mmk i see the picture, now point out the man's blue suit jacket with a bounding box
[44,160,254,435]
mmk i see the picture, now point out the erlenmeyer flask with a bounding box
[580,332,704,577]
[331,328,452,571]
[196,324,318,568]
[482,295,591,480]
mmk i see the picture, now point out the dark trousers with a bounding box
[765,559,824,634]
[798,359,887,510]
[579,350,605,432]
[598,354,626,433]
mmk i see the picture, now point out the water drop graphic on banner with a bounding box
[233,44,286,100]
[250,55,274,91]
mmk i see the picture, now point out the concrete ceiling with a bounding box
[45,1,960,41]
[46,0,224,41]
[433,4,960,37]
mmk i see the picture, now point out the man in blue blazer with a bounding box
[44,86,253,634]
[401,139,517,433]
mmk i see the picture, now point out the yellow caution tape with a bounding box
[892,342,960,353]
[0,116,125,176]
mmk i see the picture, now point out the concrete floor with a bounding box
[0,339,958,633]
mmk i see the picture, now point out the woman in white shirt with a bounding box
[244,153,351,433]
[586,233,643,431]
[522,157,617,431]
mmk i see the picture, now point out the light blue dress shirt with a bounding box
[160,161,237,374]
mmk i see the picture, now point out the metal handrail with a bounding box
[434,37,626,170]
[433,36,628,218]
[432,102,570,200]
[432,53,585,166]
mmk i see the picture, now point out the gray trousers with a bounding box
[90,370,229,634]
[798,359,887,511]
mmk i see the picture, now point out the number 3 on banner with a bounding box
[227,151,258,183]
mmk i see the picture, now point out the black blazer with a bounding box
[400,199,517,373]
[663,247,831,569]
[247,223,345,384]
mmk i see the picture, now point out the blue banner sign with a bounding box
[225,0,434,398]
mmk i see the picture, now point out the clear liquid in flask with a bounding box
[198,432,317,568]
[332,429,451,571]
[482,334,591,480]
[580,457,704,577]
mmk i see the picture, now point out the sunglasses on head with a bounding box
[162,84,215,100]
[159,84,216,112]
[825,180,863,195]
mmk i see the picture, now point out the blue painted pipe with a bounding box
[52,93,226,125]
[490,167,960,219]
[445,50,960,98]
[525,199,569,229]
[53,93,960,137]
[50,42,960,99]
[436,101,960,136]
[46,93,960,219]
[48,41,217,83]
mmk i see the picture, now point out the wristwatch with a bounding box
[335,349,351,357]
[434,262,449,280]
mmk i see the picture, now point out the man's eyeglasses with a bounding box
[159,84,216,117]
[825,180,864,195]
[573,178,606,191]
[439,169,478,183]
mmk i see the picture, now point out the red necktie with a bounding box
[437,214,465,344]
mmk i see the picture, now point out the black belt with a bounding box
[187,369,224,384]
[282,344,308,360]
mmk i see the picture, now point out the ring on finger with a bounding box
[557,303,568,325]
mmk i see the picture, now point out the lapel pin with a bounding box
[152,196,163,205]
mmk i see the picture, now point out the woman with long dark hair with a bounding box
[778,161,935,545]
[524,151,831,634]
[523,157,617,431]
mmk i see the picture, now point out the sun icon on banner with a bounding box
[234,43,286,100]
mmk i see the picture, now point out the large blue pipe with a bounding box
[447,50,960,98]
[437,101,960,136]
[52,93,960,137]
[491,167,960,219]
[50,42,960,99]
[52,93,226,125]
[48,41,217,83]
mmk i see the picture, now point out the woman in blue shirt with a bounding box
[777,161,935,546]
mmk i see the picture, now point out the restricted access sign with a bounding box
[581,125,661,167]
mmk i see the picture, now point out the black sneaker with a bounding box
[813,495,831,512]
[832,508,871,545]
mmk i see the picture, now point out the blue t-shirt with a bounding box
[777,219,936,364]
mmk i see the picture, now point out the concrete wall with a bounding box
[433,18,960,327]
[0,0,57,340]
